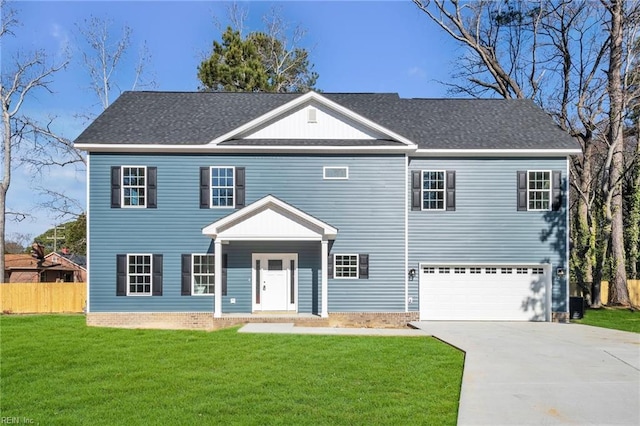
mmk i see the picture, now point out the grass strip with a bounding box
[573,307,640,333]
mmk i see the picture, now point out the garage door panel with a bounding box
[419,264,549,321]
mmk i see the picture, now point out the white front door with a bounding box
[253,254,297,312]
[262,259,288,310]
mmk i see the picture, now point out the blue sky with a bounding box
[4,0,461,242]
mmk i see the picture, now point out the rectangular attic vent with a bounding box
[307,107,317,123]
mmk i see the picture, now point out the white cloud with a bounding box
[50,22,72,57]
[408,66,427,79]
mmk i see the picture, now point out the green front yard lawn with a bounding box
[0,315,463,425]
[573,307,640,333]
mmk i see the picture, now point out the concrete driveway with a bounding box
[410,321,640,425]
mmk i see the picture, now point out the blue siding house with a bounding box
[74,91,579,329]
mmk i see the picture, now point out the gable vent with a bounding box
[307,107,317,123]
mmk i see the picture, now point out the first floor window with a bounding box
[128,254,152,295]
[192,254,215,295]
[335,254,358,278]
[422,170,445,210]
[528,170,551,211]
[211,167,235,207]
[122,166,147,207]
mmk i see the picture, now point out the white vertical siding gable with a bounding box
[243,103,384,140]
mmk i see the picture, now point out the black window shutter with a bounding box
[181,254,191,296]
[111,166,121,208]
[147,167,157,208]
[235,167,246,208]
[152,254,163,296]
[552,170,562,211]
[411,170,421,211]
[517,171,528,211]
[359,254,369,279]
[200,167,210,209]
[222,253,228,296]
[446,170,456,211]
[116,254,126,296]
[327,254,334,279]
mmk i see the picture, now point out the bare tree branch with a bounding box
[76,15,156,114]
[1,0,68,274]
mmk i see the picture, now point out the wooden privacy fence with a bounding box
[600,280,640,306]
[0,282,86,314]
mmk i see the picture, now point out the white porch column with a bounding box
[321,239,328,318]
[214,239,223,318]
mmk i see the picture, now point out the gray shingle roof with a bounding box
[73,91,577,150]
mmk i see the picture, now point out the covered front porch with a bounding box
[202,195,338,318]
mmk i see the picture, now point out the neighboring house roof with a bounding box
[5,254,45,270]
[73,91,578,151]
[4,254,64,271]
[45,252,87,270]
[5,253,86,272]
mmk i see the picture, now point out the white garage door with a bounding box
[419,265,550,321]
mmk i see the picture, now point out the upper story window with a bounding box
[200,167,245,209]
[323,166,349,180]
[411,170,456,211]
[517,170,561,212]
[211,166,235,208]
[422,170,446,210]
[111,166,157,209]
[527,170,551,211]
[122,166,147,207]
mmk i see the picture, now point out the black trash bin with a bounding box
[569,297,585,319]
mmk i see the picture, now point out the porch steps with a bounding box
[213,313,330,329]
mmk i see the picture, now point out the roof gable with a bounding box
[210,91,415,147]
[202,195,337,241]
[241,101,383,140]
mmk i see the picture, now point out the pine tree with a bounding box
[197,27,269,92]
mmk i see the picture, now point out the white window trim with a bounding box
[334,253,359,279]
[121,165,147,209]
[527,169,552,212]
[421,170,446,211]
[323,166,349,180]
[210,166,235,209]
[192,253,215,296]
[126,253,153,296]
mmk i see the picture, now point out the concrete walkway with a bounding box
[239,322,426,336]
[410,321,640,426]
